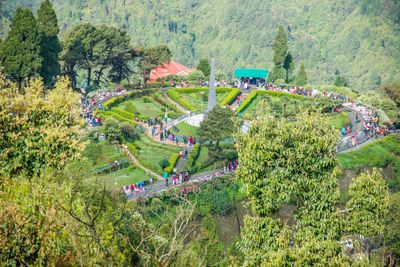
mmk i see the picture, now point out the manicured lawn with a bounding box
[133,136,180,174]
[170,122,199,137]
[173,89,233,111]
[326,112,351,130]
[85,140,127,168]
[128,98,165,118]
[100,165,153,189]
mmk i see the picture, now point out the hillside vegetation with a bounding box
[1,0,399,91]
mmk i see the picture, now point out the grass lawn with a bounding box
[85,140,127,168]
[325,112,351,130]
[133,136,180,174]
[174,89,233,111]
[128,98,165,118]
[170,121,199,137]
[338,134,400,189]
[100,165,153,189]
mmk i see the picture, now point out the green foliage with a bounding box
[166,89,197,111]
[381,82,400,106]
[215,70,226,81]
[185,144,201,172]
[159,159,170,169]
[61,23,132,88]
[138,45,171,83]
[268,66,286,82]
[120,122,140,141]
[383,192,400,259]
[164,153,179,173]
[347,168,390,237]
[0,76,85,177]
[2,0,400,90]
[103,89,152,110]
[238,112,341,237]
[220,88,241,106]
[318,85,359,99]
[104,117,122,143]
[236,89,304,113]
[283,52,295,83]
[272,26,288,66]
[187,70,205,81]
[112,107,135,120]
[37,0,61,86]
[0,7,42,86]
[198,105,236,147]
[197,58,211,77]
[294,63,308,86]
[334,75,348,87]
[356,90,398,124]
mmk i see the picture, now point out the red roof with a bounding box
[150,60,195,81]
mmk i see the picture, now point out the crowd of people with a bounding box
[123,177,155,196]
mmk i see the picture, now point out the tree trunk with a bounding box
[87,67,92,88]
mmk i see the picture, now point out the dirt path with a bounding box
[230,92,248,111]
[116,144,163,180]
[162,90,189,113]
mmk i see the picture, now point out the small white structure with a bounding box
[184,113,204,127]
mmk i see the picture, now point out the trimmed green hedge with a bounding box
[166,90,197,111]
[164,153,180,173]
[103,90,152,110]
[220,88,241,106]
[112,107,135,120]
[236,90,305,113]
[185,144,200,172]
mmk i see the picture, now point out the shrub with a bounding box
[188,70,205,81]
[103,89,153,110]
[186,144,201,172]
[220,88,241,106]
[112,107,135,121]
[159,159,170,169]
[164,153,179,173]
[120,122,140,141]
[166,90,197,111]
[104,118,122,143]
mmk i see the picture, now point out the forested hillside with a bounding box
[1,0,399,90]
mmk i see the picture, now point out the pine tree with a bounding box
[0,8,42,88]
[334,75,348,87]
[269,26,288,82]
[283,52,294,83]
[295,63,308,86]
[197,58,211,77]
[37,0,61,86]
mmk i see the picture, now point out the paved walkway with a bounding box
[128,169,227,200]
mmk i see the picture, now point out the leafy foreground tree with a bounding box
[0,74,85,177]
[346,168,389,237]
[198,105,236,161]
[0,7,42,88]
[236,112,389,265]
[37,0,61,86]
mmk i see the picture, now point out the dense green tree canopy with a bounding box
[197,105,236,148]
[197,58,211,78]
[0,74,85,177]
[0,7,42,87]
[346,168,389,237]
[295,63,308,86]
[37,0,61,86]
[138,45,171,84]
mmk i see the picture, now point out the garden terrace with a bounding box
[166,88,240,112]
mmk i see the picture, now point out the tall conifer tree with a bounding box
[295,63,308,86]
[0,8,42,88]
[37,0,61,86]
[269,26,288,82]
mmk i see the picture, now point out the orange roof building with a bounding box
[149,60,195,81]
